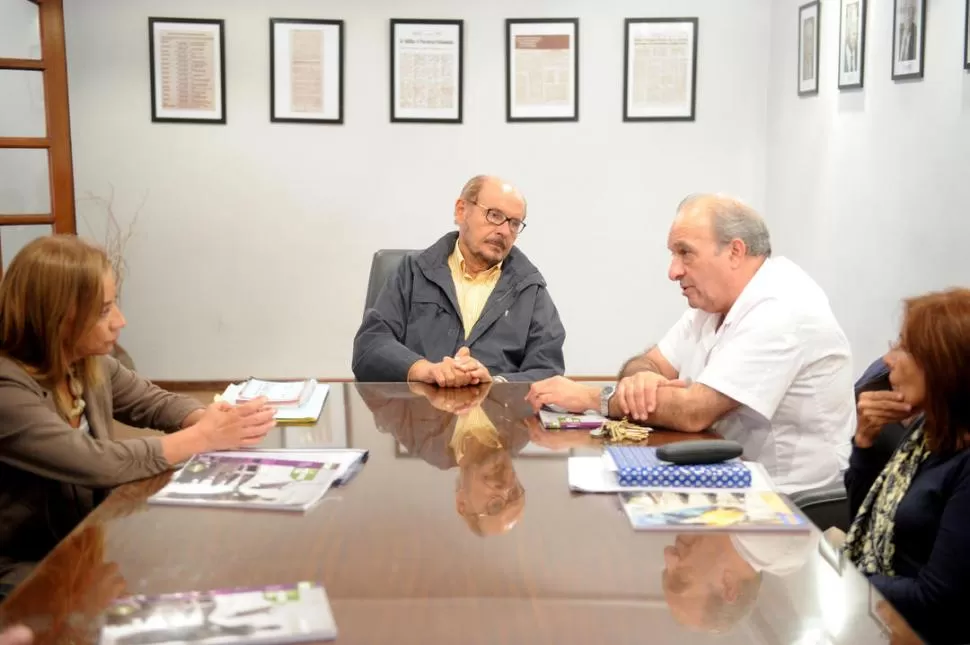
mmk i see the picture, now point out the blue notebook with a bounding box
[606,445,752,488]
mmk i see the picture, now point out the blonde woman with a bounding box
[0,236,274,597]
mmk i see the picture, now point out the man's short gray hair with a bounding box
[677,193,772,258]
[459,175,488,203]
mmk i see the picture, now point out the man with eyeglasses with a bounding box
[353,175,565,386]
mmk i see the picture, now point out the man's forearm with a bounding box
[607,385,709,433]
[618,353,665,379]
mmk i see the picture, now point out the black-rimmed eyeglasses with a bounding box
[467,201,527,234]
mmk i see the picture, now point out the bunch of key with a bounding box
[591,418,651,443]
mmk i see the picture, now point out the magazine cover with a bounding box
[99,582,336,645]
[619,490,810,532]
[148,451,356,511]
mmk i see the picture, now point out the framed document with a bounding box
[390,19,463,123]
[505,18,579,122]
[838,0,866,89]
[891,0,925,80]
[965,0,970,70]
[798,2,820,96]
[148,17,226,124]
[623,18,698,122]
[270,19,344,124]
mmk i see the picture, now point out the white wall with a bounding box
[61,0,771,379]
[766,0,970,373]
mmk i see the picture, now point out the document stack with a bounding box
[219,378,329,424]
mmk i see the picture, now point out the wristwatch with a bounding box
[599,385,616,416]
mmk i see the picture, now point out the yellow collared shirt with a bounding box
[448,241,502,339]
[449,404,502,465]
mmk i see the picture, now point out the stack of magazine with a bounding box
[219,378,329,424]
[149,449,367,512]
[99,582,336,645]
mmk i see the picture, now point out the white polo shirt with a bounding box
[657,257,855,494]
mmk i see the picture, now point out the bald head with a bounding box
[459,175,527,214]
[676,194,771,258]
[454,175,527,274]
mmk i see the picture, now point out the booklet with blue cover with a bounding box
[606,445,753,488]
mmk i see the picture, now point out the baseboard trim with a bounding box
[152,375,613,392]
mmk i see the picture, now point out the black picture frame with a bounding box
[838,0,867,90]
[622,17,699,122]
[505,18,580,123]
[148,17,226,124]
[797,1,821,96]
[891,0,926,81]
[389,18,463,124]
[964,0,970,70]
[269,18,344,124]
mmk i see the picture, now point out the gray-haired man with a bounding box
[527,194,855,493]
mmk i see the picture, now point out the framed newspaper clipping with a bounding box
[505,18,579,122]
[270,18,344,124]
[623,17,698,122]
[148,17,226,123]
[390,19,463,123]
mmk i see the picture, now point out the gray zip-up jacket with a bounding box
[352,232,565,382]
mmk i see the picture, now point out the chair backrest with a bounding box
[363,249,414,315]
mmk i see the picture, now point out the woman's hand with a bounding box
[190,398,277,451]
[855,391,913,448]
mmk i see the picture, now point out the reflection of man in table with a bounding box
[662,532,815,633]
[802,16,816,81]
[355,383,530,536]
[843,2,860,73]
[898,1,917,62]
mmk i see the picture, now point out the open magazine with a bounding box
[99,582,336,645]
[619,490,810,532]
[148,450,366,512]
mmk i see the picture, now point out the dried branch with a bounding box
[78,185,148,300]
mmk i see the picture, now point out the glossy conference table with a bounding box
[0,383,921,645]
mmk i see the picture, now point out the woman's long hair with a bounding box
[0,235,111,417]
[901,288,970,454]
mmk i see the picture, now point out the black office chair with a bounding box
[362,249,414,315]
[789,357,905,532]
[789,480,852,532]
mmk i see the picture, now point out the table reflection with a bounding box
[356,382,538,536]
[662,531,816,634]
